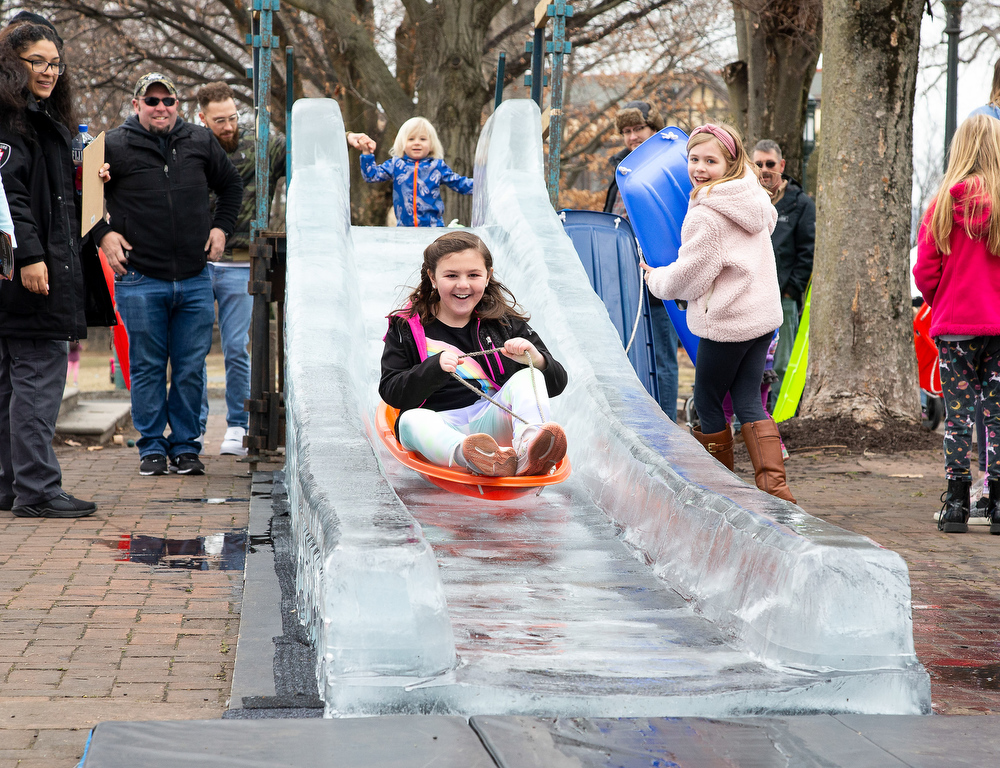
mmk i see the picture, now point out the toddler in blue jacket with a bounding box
[360,117,473,227]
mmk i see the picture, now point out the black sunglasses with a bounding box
[755,159,779,169]
[142,96,177,107]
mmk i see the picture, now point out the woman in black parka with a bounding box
[0,22,114,518]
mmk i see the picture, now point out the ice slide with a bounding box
[284,99,930,717]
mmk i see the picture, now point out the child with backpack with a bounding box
[914,114,1000,534]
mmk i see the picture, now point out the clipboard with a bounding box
[81,132,105,237]
[0,231,12,281]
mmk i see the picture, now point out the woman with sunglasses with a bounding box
[0,22,115,518]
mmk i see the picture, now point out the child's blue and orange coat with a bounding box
[360,154,474,227]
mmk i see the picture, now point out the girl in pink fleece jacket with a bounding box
[642,123,794,503]
[914,114,1000,534]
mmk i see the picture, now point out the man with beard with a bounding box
[93,73,242,477]
[194,82,282,457]
[751,139,814,407]
[194,82,377,455]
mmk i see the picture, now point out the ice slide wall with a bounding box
[284,99,928,710]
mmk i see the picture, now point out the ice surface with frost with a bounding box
[283,98,930,717]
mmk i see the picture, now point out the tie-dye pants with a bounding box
[938,336,1000,480]
[397,369,552,468]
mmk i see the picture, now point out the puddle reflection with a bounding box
[103,531,247,570]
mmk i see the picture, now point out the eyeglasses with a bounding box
[754,160,779,169]
[211,114,239,126]
[20,58,65,75]
[142,96,177,107]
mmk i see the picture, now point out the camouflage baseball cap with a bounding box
[133,72,178,99]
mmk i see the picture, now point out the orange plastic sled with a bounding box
[376,402,571,501]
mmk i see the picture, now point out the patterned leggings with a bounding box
[397,369,552,468]
[938,336,1000,480]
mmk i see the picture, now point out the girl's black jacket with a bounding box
[0,96,115,340]
[379,313,568,413]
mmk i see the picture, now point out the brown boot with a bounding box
[740,419,796,503]
[692,424,734,471]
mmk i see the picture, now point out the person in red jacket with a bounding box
[914,114,1000,534]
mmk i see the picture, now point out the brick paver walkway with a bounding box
[780,448,1000,716]
[0,411,267,766]
[2,430,995,763]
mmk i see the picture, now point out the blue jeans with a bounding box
[116,267,215,459]
[200,264,252,431]
[648,295,679,421]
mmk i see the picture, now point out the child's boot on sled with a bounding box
[740,420,796,503]
[986,478,1000,535]
[938,477,971,533]
[692,424,734,471]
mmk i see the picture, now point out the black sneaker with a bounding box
[170,453,205,475]
[139,454,168,476]
[12,492,97,518]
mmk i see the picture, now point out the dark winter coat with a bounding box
[602,148,630,214]
[0,96,115,340]
[379,313,568,415]
[91,115,242,282]
[771,176,815,305]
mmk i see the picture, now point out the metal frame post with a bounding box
[286,45,294,190]
[943,0,964,167]
[245,0,285,464]
[544,2,572,206]
[494,52,506,111]
[528,28,544,106]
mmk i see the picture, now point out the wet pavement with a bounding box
[1,430,998,764]
[0,407,280,767]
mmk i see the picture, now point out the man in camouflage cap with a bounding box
[93,72,243,477]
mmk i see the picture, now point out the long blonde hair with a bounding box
[391,116,445,160]
[686,122,760,197]
[927,114,1000,255]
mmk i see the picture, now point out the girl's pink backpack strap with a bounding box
[404,312,428,362]
[385,304,429,362]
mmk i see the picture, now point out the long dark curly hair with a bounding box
[0,23,75,134]
[402,231,528,325]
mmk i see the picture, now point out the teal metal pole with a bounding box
[286,45,293,191]
[545,2,572,206]
[494,52,505,111]
[250,0,278,242]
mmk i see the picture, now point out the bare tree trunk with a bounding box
[725,0,821,179]
[801,0,923,427]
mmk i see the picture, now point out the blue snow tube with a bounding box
[559,209,658,402]
[616,127,700,364]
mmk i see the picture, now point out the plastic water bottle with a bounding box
[72,124,93,194]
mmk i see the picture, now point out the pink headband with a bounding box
[689,124,737,159]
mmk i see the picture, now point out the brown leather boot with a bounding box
[740,419,796,503]
[692,424,734,471]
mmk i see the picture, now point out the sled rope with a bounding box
[623,248,648,356]
[449,346,545,426]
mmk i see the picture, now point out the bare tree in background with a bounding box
[802,0,924,427]
[724,0,821,181]
[12,0,700,225]
[557,0,731,210]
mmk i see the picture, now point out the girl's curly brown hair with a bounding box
[0,22,76,135]
[401,231,528,326]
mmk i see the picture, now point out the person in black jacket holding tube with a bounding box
[0,21,115,518]
[91,72,242,478]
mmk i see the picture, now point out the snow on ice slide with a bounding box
[283,99,930,717]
